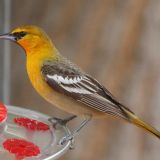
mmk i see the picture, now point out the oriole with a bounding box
[0,25,160,140]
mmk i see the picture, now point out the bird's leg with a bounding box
[59,115,91,146]
[48,115,77,128]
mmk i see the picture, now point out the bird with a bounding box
[0,25,160,143]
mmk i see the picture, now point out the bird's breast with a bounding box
[26,57,105,117]
[26,57,53,99]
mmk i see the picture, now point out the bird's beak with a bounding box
[0,33,16,41]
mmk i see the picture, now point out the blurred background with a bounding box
[0,0,160,159]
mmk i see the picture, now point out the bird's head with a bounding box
[0,25,53,53]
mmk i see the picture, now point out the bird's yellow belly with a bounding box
[27,60,105,118]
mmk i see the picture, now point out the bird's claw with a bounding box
[48,117,66,128]
[48,115,77,129]
[58,134,75,149]
[59,135,73,145]
[49,115,90,150]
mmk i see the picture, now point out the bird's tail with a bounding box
[122,107,160,139]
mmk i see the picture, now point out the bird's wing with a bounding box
[41,60,133,120]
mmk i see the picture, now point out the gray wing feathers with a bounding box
[41,60,132,120]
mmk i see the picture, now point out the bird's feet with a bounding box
[58,134,75,149]
[48,115,77,149]
[48,115,91,149]
[48,115,77,129]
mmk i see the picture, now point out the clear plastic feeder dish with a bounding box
[0,105,72,160]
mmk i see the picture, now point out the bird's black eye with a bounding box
[12,31,27,41]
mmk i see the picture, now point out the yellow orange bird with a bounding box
[0,25,160,143]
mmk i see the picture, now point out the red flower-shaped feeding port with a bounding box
[3,138,40,159]
[14,117,49,131]
[0,102,7,122]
